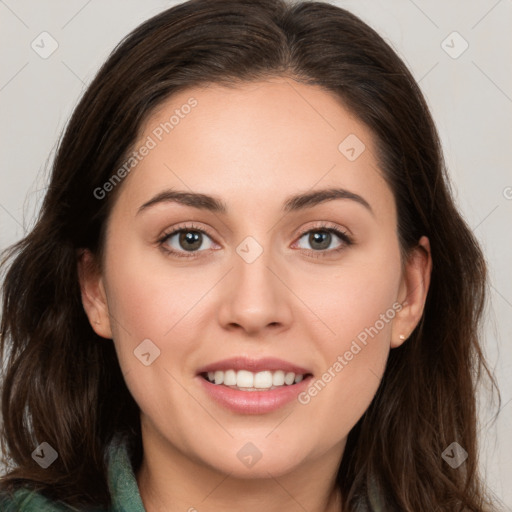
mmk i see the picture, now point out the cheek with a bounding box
[291,239,402,346]
[294,304,391,450]
[291,245,401,435]
[102,253,209,441]
[101,239,216,408]
[104,234,215,340]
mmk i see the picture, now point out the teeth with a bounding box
[224,369,237,386]
[272,370,285,386]
[284,372,295,385]
[254,371,272,389]
[237,370,254,388]
[204,369,307,390]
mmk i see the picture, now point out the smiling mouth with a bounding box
[200,369,313,391]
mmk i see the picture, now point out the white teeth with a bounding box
[236,370,254,388]
[284,372,295,385]
[203,369,307,390]
[254,371,273,389]
[223,369,237,386]
[272,370,285,386]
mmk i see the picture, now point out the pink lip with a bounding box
[197,373,314,415]
[196,356,311,375]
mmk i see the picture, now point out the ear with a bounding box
[77,248,113,339]
[391,235,432,348]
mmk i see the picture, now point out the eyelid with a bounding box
[293,221,352,241]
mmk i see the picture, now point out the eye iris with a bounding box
[310,231,331,250]
[179,231,202,251]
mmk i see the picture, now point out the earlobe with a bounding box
[76,248,113,339]
[391,236,432,348]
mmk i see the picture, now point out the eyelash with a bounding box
[157,222,353,260]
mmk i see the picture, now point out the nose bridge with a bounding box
[233,233,279,304]
[217,232,292,332]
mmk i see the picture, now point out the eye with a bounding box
[157,222,353,260]
[158,223,216,258]
[293,223,353,257]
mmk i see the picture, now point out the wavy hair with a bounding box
[0,0,500,510]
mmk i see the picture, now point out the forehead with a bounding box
[111,78,395,223]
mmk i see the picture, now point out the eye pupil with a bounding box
[179,231,202,250]
[310,231,331,250]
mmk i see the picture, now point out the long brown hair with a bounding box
[0,0,500,510]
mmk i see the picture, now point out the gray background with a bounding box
[0,0,511,508]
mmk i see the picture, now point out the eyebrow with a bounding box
[137,187,374,216]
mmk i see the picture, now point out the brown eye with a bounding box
[176,230,203,251]
[162,229,214,253]
[158,224,217,259]
[295,227,351,254]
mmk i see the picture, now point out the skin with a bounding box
[78,77,432,512]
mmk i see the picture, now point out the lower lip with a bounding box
[197,375,313,414]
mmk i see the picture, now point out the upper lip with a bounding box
[196,356,312,375]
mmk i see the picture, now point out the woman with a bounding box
[0,0,501,510]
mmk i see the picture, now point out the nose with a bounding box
[216,244,293,336]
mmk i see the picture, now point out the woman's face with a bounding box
[80,77,430,479]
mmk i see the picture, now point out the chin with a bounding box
[194,438,311,479]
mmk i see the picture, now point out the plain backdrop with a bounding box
[0,0,511,508]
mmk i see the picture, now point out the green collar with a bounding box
[0,432,145,511]
[106,432,146,512]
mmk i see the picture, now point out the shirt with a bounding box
[0,432,146,511]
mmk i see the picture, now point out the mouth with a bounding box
[199,369,313,391]
[195,356,314,413]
